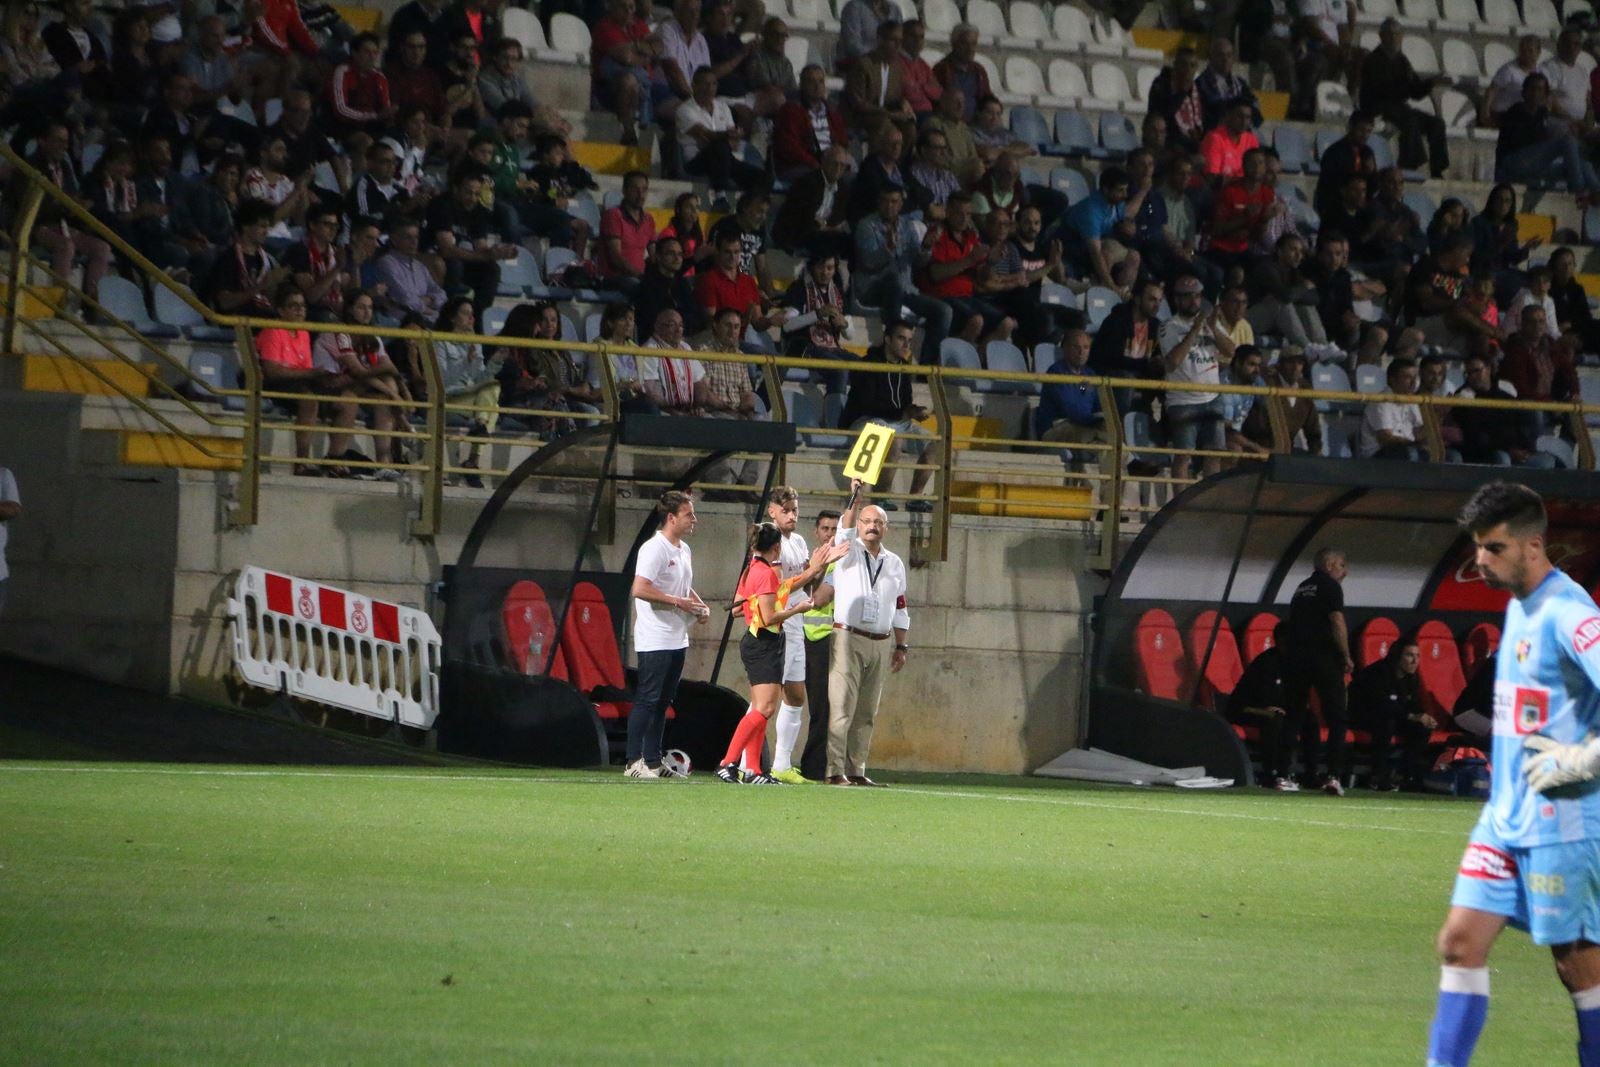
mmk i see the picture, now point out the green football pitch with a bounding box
[0,763,1579,1064]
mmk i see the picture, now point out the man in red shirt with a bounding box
[592,0,663,145]
[1208,147,1280,276]
[598,170,655,297]
[897,18,942,118]
[1199,101,1261,183]
[921,191,1015,345]
[1502,304,1580,423]
[694,231,787,337]
[384,31,449,125]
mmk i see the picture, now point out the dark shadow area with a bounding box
[0,655,436,766]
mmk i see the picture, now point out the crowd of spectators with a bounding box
[5,0,1599,486]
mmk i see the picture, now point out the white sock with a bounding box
[772,703,803,772]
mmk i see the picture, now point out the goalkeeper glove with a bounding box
[1522,734,1600,793]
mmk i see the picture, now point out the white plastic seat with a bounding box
[1009,2,1070,54]
[1522,0,1560,31]
[966,0,1008,42]
[1093,15,1161,61]
[1400,0,1441,22]
[1048,57,1091,104]
[977,54,1030,106]
[547,13,590,63]
[786,0,828,26]
[1437,87,1474,128]
[783,35,811,74]
[1317,79,1355,119]
[1441,39,1480,82]
[923,0,962,36]
[501,7,547,51]
[1136,65,1159,105]
[1480,0,1519,31]
[1401,36,1439,77]
[1356,0,1399,24]
[1053,4,1116,55]
[1438,0,1489,32]
[1005,56,1055,104]
[1089,61,1137,110]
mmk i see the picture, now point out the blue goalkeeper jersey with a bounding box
[1487,567,1600,847]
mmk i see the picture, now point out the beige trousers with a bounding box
[826,628,893,777]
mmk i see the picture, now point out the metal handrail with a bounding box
[7,136,1600,565]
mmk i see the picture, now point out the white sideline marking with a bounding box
[0,763,1471,836]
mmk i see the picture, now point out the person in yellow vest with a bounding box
[799,509,840,781]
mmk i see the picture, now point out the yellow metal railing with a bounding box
[4,140,1600,566]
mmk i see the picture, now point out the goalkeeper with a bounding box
[1428,482,1600,1067]
[715,523,845,785]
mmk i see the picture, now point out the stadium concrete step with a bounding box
[7,352,159,398]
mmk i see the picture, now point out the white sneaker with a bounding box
[1322,776,1345,797]
[625,759,661,779]
[1272,776,1300,792]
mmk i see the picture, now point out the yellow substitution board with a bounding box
[842,423,896,485]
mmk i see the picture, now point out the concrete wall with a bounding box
[0,395,1106,773]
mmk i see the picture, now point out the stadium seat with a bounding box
[1099,113,1139,155]
[1537,435,1576,468]
[1441,39,1481,83]
[154,284,234,341]
[546,13,590,62]
[98,276,178,338]
[1462,622,1500,673]
[1084,286,1118,332]
[501,7,547,52]
[923,0,962,35]
[783,33,812,70]
[1040,278,1076,307]
[1522,0,1560,31]
[1052,110,1104,157]
[979,340,1036,394]
[1136,66,1159,105]
[1311,362,1351,410]
[482,306,511,336]
[1440,0,1491,33]
[1093,15,1161,61]
[1008,2,1064,54]
[1242,612,1280,664]
[1048,59,1095,107]
[1400,36,1439,76]
[1272,125,1313,174]
[1188,611,1244,709]
[583,311,603,341]
[1357,0,1423,27]
[501,579,569,677]
[1415,619,1466,723]
[966,0,1009,43]
[1316,80,1354,119]
[1088,62,1137,111]
[1403,188,1438,225]
[188,348,246,411]
[1399,0,1440,23]
[940,338,982,372]
[1355,364,1385,394]
[560,581,674,721]
[1482,39,1515,78]
[1010,105,1057,151]
[1134,608,1193,701]
[1053,4,1114,54]
[1049,166,1091,204]
[1358,616,1401,668]
[567,194,600,234]
[785,385,849,448]
[1031,341,1058,375]
[497,246,540,298]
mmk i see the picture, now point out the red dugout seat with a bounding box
[1242,612,1279,664]
[558,581,674,722]
[501,580,569,678]
[1358,617,1401,668]
[1463,623,1500,673]
[1416,620,1466,726]
[1133,608,1193,702]
[1188,611,1243,709]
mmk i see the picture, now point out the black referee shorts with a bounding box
[740,629,785,686]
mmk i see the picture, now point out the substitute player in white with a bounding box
[1429,482,1600,1066]
[765,486,813,784]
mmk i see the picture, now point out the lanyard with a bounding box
[863,549,885,592]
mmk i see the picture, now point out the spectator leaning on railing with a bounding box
[1036,328,1107,475]
[640,309,705,417]
[838,319,937,511]
[1358,356,1424,462]
[255,281,360,477]
[697,307,762,490]
[1452,352,1554,469]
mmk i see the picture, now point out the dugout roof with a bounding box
[1107,457,1600,616]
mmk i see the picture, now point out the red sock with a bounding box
[722,709,764,767]
[743,715,767,774]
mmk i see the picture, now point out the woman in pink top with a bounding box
[255,282,358,476]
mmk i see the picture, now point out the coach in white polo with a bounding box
[822,478,910,787]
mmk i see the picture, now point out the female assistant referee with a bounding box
[717,523,846,784]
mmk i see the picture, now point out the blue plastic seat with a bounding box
[98,275,179,338]
[1098,113,1138,155]
[1010,105,1056,152]
[980,339,1038,394]
[1052,111,1104,158]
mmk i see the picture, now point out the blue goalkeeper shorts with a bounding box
[1450,819,1600,946]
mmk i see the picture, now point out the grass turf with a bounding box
[0,763,1578,1064]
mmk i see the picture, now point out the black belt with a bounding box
[834,624,890,640]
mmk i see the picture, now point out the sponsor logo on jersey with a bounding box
[1460,843,1518,881]
[1516,638,1532,663]
[1576,617,1600,654]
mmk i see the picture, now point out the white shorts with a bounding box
[782,615,806,684]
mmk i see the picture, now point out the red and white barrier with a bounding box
[227,567,442,729]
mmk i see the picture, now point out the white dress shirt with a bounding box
[826,521,910,636]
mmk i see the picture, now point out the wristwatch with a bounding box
[895,644,909,652]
